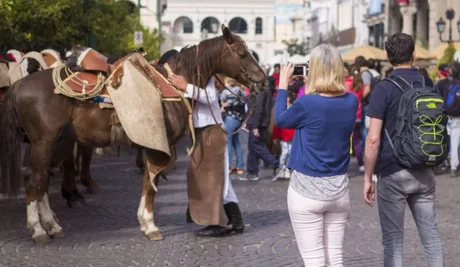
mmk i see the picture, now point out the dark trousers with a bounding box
[247,127,278,175]
[352,121,363,166]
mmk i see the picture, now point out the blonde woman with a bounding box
[275,44,358,266]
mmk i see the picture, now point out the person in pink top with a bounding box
[345,64,364,172]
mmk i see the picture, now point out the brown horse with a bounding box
[0,25,266,244]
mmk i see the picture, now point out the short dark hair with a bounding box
[274,63,280,69]
[385,33,415,66]
[355,56,366,67]
[438,64,449,72]
[450,62,460,79]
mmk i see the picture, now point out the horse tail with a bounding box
[0,81,22,197]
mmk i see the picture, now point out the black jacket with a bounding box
[246,84,272,129]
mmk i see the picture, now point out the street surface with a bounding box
[1,133,459,267]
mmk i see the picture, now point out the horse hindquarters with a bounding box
[0,84,22,197]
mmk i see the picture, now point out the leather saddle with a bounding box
[57,48,118,97]
[78,48,110,75]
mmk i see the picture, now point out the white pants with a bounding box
[287,186,350,267]
[224,141,238,204]
[450,117,460,170]
[280,141,292,167]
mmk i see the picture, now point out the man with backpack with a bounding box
[356,57,381,144]
[363,33,445,266]
[439,62,460,177]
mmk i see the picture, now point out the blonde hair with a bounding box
[307,44,346,94]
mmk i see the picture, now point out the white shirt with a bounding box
[184,77,223,128]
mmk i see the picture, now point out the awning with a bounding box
[430,42,460,60]
[414,45,435,60]
[341,45,387,62]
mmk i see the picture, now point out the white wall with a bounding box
[140,0,276,63]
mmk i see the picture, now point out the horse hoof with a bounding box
[51,230,65,239]
[67,200,84,208]
[145,231,163,241]
[33,234,51,245]
[86,183,100,195]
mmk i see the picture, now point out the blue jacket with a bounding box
[274,89,358,177]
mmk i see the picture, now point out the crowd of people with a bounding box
[214,33,453,266]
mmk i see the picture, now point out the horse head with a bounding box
[217,24,266,94]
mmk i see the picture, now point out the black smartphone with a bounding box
[293,65,307,76]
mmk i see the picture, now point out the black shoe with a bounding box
[224,202,245,235]
[195,225,231,237]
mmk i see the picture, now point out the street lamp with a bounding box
[436,8,460,43]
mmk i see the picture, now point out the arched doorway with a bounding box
[229,17,248,34]
[201,17,220,34]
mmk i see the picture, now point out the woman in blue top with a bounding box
[275,44,358,267]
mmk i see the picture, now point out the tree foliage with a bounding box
[0,0,161,60]
[430,43,457,79]
[282,38,309,57]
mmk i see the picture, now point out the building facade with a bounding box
[140,0,276,63]
[368,0,460,50]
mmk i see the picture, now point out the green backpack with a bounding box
[384,75,448,169]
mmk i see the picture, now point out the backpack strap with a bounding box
[384,128,396,153]
[382,75,411,154]
[384,75,411,93]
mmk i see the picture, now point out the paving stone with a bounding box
[0,136,459,266]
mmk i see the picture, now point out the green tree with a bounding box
[0,0,86,52]
[282,38,309,57]
[0,0,161,60]
[430,43,457,79]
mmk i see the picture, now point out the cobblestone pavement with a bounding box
[1,134,459,267]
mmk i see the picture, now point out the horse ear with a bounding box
[221,24,234,44]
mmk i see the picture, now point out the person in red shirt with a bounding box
[345,64,364,172]
[272,91,296,180]
[272,63,280,89]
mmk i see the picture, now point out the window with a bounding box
[229,17,248,34]
[255,17,263,34]
[174,16,194,34]
[201,17,220,34]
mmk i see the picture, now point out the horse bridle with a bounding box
[223,41,264,86]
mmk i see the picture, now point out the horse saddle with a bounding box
[62,71,108,97]
[77,48,110,75]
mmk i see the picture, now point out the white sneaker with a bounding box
[359,166,365,173]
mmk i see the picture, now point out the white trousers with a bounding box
[450,117,460,170]
[287,186,350,267]
[223,141,238,204]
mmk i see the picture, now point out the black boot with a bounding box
[195,225,231,237]
[224,202,245,235]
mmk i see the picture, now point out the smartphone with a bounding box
[293,65,307,76]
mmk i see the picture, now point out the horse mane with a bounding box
[170,36,226,88]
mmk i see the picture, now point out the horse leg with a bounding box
[79,145,100,194]
[137,157,162,241]
[26,140,63,244]
[61,154,86,208]
[135,146,145,173]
